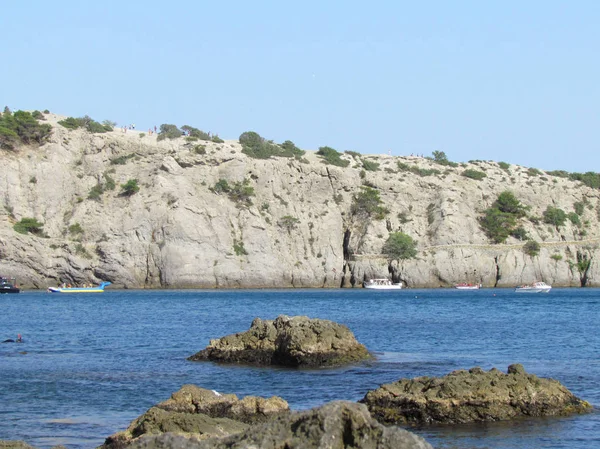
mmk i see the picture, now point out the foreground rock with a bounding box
[129,401,433,449]
[99,385,289,449]
[188,315,371,368]
[361,364,592,425]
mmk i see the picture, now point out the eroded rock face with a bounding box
[360,364,592,425]
[128,401,433,449]
[99,385,289,449]
[187,315,371,367]
[2,115,600,289]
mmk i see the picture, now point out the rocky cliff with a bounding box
[1,113,599,288]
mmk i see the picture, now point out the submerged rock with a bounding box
[360,364,592,425]
[129,401,433,449]
[187,315,371,368]
[99,385,289,449]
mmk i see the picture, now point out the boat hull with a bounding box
[47,282,111,293]
[515,287,552,293]
[0,286,20,294]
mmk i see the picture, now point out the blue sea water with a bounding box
[0,288,598,449]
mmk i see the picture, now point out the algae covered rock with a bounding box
[187,315,371,368]
[99,385,289,449]
[129,401,433,449]
[360,364,592,425]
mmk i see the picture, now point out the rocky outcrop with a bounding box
[128,401,433,449]
[187,315,371,367]
[360,364,592,425]
[2,113,600,288]
[99,385,289,449]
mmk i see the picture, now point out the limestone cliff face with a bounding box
[1,114,598,289]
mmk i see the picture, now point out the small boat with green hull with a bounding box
[47,281,111,293]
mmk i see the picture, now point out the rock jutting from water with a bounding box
[127,401,433,449]
[360,364,593,425]
[187,315,371,368]
[99,385,289,449]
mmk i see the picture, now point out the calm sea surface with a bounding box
[0,288,598,449]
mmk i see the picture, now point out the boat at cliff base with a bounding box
[364,279,403,289]
[0,276,20,294]
[514,281,552,293]
[47,281,112,293]
[454,283,481,290]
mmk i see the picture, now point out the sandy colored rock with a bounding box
[188,315,371,367]
[360,364,592,425]
[1,114,599,289]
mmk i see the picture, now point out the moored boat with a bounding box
[0,276,20,294]
[364,278,403,290]
[454,283,481,290]
[515,281,551,293]
[47,281,112,293]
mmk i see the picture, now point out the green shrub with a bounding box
[157,124,182,141]
[431,150,458,167]
[240,131,303,159]
[362,160,380,172]
[495,191,528,217]
[543,206,567,227]
[547,170,569,178]
[211,135,224,143]
[212,179,230,194]
[0,110,52,149]
[479,208,517,243]
[381,232,417,262]
[510,226,528,240]
[551,254,563,261]
[279,140,305,158]
[462,169,487,180]
[58,117,83,129]
[397,161,441,177]
[523,240,540,257]
[568,212,581,226]
[110,153,135,165]
[527,167,542,176]
[14,217,44,235]
[32,110,44,120]
[574,201,585,216]
[344,150,361,158]
[88,183,104,200]
[103,173,116,190]
[228,179,255,206]
[351,186,388,220]
[58,115,111,133]
[498,161,510,170]
[120,179,140,196]
[278,215,300,232]
[69,223,84,235]
[233,239,248,256]
[316,146,349,167]
[193,144,206,155]
[569,172,600,189]
[75,243,91,258]
[181,125,211,140]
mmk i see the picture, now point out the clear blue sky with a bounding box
[3,1,599,172]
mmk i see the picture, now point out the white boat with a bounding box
[454,283,481,290]
[47,281,111,293]
[364,279,403,290]
[514,281,551,293]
